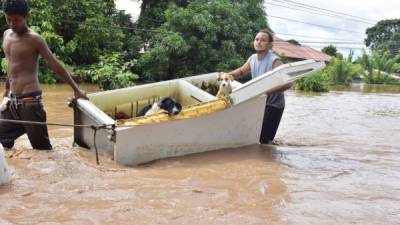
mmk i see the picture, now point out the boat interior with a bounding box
[88,75,237,121]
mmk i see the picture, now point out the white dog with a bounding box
[216,72,234,98]
[0,144,11,185]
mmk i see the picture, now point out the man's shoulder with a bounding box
[24,30,46,45]
[3,29,11,37]
[269,51,281,64]
[27,29,43,39]
[269,50,279,58]
[247,53,256,62]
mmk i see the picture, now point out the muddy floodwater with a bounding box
[0,83,399,225]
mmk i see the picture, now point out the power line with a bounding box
[61,20,137,31]
[63,17,377,43]
[287,43,368,48]
[267,2,344,21]
[275,32,363,42]
[275,36,399,49]
[305,46,366,50]
[275,40,364,44]
[272,0,377,23]
[63,18,392,50]
[60,20,177,34]
[305,45,367,49]
[306,45,400,52]
[63,13,369,44]
[268,15,365,35]
[61,19,370,47]
[265,1,374,25]
[274,40,371,50]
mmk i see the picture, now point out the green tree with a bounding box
[88,53,138,90]
[357,50,400,84]
[0,0,137,87]
[287,39,301,46]
[365,19,400,57]
[296,51,364,92]
[64,16,125,65]
[321,45,338,57]
[327,56,363,85]
[113,10,143,60]
[138,0,189,41]
[137,0,270,81]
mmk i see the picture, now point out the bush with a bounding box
[75,53,138,90]
[357,50,400,84]
[327,57,363,85]
[385,78,400,85]
[1,58,7,75]
[296,70,329,92]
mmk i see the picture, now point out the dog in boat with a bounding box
[216,72,234,98]
[0,144,11,185]
[137,97,182,117]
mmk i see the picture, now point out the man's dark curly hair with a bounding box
[3,0,30,16]
[258,29,274,43]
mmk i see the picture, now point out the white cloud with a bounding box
[115,0,141,21]
[265,0,400,56]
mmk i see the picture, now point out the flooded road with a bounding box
[0,83,399,225]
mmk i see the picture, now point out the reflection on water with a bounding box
[0,83,399,225]
[331,83,400,93]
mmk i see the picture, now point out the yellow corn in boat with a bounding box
[119,98,231,126]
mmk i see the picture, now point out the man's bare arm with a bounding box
[227,59,251,79]
[34,34,87,99]
[2,30,10,97]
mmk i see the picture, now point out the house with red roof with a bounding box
[273,37,332,62]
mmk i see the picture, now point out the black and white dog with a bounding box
[137,97,182,117]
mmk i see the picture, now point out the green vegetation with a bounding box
[287,39,301,46]
[296,51,363,92]
[321,45,338,57]
[0,0,269,90]
[136,0,269,81]
[74,53,138,90]
[328,52,363,85]
[296,46,400,92]
[0,0,135,89]
[0,1,399,91]
[365,19,400,58]
[295,70,329,92]
[356,50,400,84]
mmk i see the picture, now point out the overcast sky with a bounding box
[115,0,400,57]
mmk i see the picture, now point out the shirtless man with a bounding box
[0,0,87,150]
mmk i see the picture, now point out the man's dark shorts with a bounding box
[0,91,52,150]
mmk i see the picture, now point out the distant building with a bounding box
[273,37,332,62]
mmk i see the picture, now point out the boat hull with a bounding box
[72,60,325,165]
[0,145,11,185]
[114,96,265,165]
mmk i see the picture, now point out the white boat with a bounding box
[72,59,325,166]
[0,144,11,185]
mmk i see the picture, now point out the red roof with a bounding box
[273,37,332,62]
